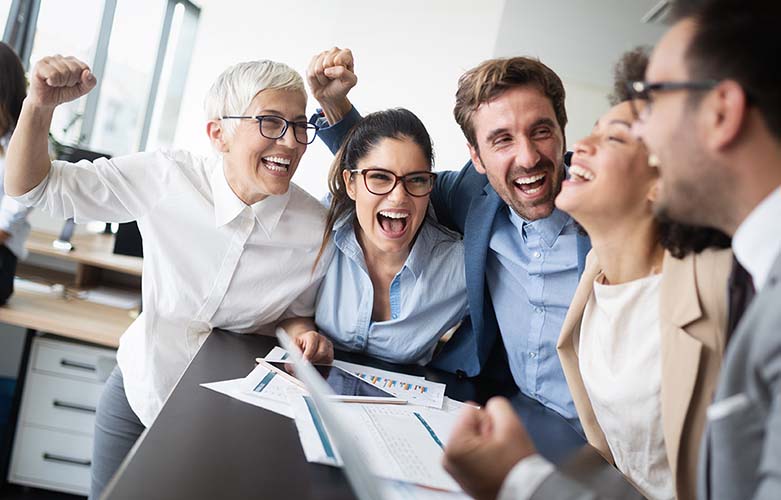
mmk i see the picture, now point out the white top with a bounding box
[15,149,330,426]
[579,273,673,500]
[0,132,32,259]
[733,187,781,291]
[498,272,674,500]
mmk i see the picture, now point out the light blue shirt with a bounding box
[315,216,468,365]
[486,207,580,419]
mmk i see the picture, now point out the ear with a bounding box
[468,143,486,174]
[703,80,748,151]
[342,169,357,200]
[647,178,661,204]
[207,119,230,153]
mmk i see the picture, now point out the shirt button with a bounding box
[529,352,537,359]
[535,307,543,313]
[533,251,542,259]
[391,314,398,320]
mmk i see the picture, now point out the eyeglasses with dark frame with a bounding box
[626,80,718,120]
[349,168,437,197]
[221,115,320,145]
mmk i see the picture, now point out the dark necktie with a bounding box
[726,256,756,343]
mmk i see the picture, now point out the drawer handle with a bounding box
[60,359,97,372]
[53,400,97,414]
[42,453,91,468]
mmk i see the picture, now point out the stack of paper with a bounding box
[200,349,474,495]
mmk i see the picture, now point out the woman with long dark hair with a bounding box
[312,108,468,364]
[0,42,33,304]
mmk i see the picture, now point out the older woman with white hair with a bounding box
[5,55,334,499]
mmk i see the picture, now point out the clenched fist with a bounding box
[306,47,357,124]
[28,55,97,109]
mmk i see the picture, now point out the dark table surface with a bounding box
[102,330,639,500]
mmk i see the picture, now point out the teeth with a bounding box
[263,156,291,165]
[378,211,409,219]
[264,163,287,172]
[515,173,546,185]
[569,165,595,181]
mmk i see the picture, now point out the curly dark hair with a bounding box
[608,46,651,106]
[608,47,731,258]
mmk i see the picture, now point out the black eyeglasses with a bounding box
[221,115,320,145]
[626,80,718,120]
[349,168,437,197]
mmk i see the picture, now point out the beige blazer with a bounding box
[557,247,732,500]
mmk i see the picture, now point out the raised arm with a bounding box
[307,47,357,125]
[5,56,96,196]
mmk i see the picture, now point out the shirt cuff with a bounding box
[497,454,555,500]
[310,106,362,155]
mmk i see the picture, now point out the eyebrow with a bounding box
[257,109,308,121]
[607,119,632,128]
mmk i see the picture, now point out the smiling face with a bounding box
[468,85,565,221]
[556,101,658,229]
[218,88,308,204]
[635,19,721,228]
[344,137,431,258]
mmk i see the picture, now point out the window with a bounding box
[28,0,105,145]
[5,0,199,155]
[89,0,166,154]
[0,0,12,34]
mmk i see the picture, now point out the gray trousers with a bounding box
[90,366,145,500]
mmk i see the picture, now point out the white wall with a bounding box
[173,0,506,199]
[493,0,666,145]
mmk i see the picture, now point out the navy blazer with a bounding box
[315,108,591,377]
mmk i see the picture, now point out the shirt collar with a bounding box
[508,206,572,247]
[211,159,292,237]
[733,187,781,290]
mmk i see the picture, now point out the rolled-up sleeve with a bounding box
[12,150,186,224]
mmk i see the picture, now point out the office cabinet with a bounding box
[8,337,116,496]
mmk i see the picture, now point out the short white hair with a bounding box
[204,60,306,137]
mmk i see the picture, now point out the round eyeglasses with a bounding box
[349,168,437,197]
[221,115,320,145]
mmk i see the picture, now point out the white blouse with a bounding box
[15,149,330,426]
[579,272,674,500]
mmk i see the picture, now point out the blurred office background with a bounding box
[0,0,667,394]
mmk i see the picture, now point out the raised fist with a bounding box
[307,47,357,108]
[28,55,97,109]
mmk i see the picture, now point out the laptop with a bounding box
[275,328,386,500]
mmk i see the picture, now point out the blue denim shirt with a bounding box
[486,206,580,418]
[315,216,468,364]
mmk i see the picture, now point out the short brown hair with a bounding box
[453,57,567,151]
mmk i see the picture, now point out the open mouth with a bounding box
[513,172,548,195]
[568,165,595,183]
[376,210,410,238]
[261,156,291,175]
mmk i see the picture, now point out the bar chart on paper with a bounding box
[333,360,445,409]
